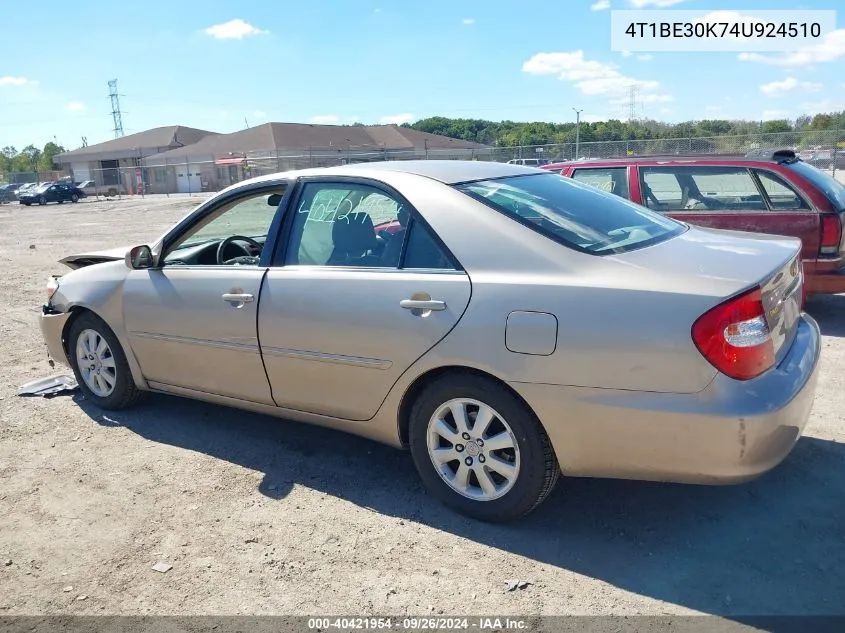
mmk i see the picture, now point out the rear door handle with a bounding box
[222,293,254,304]
[400,299,446,311]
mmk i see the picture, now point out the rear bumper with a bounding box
[39,308,72,368]
[806,261,845,295]
[510,313,822,484]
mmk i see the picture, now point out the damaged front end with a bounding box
[42,272,72,367]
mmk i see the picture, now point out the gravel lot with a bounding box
[0,195,843,620]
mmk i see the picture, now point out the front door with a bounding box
[258,179,471,421]
[122,184,288,404]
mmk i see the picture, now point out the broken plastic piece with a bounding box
[17,375,79,398]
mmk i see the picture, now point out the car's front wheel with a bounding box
[68,312,144,410]
[38,196,46,205]
[408,374,559,522]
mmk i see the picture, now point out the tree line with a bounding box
[404,111,845,147]
[1,142,66,175]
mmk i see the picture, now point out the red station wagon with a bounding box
[543,150,845,297]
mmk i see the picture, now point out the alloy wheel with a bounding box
[426,398,521,501]
[75,328,117,397]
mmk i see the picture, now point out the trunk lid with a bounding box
[611,225,803,359]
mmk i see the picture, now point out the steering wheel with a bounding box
[216,235,263,265]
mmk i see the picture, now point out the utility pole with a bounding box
[108,79,124,138]
[573,108,583,160]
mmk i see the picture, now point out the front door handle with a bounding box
[400,299,446,311]
[222,293,254,305]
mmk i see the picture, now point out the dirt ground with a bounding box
[0,195,843,620]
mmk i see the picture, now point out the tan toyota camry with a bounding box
[39,161,822,522]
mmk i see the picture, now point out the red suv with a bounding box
[543,150,845,296]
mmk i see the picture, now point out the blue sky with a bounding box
[2,0,844,150]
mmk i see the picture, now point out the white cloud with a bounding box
[762,109,790,120]
[523,51,668,98]
[0,76,33,87]
[628,0,686,6]
[380,113,415,124]
[660,107,673,114]
[582,114,607,123]
[204,18,268,40]
[461,18,475,25]
[65,102,85,112]
[252,110,267,118]
[799,98,845,114]
[309,115,340,124]
[759,77,822,97]
[637,54,653,61]
[591,0,610,10]
[374,7,381,12]
[739,29,845,67]
[620,50,633,57]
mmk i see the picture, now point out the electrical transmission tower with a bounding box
[108,79,124,138]
[627,85,639,122]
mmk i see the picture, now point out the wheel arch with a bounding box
[396,365,542,448]
[61,305,148,390]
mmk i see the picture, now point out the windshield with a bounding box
[34,184,51,192]
[455,172,685,254]
[788,161,845,210]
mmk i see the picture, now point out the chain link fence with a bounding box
[4,129,843,198]
[493,128,845,175]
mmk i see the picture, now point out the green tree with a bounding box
[761,120,791,134]
[37,142,66,171]
[12,145,41,173]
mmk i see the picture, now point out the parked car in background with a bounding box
[543,150,845,297]
[0,183,21,202]
[38,161,820,522]
[18,182,85,206]
[506,158,550,167]
[77,180,125,197]
[16,182,38,196]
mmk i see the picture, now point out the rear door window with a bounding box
[571,168,629,199]
[640,166,766,212]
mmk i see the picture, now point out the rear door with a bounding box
[258,178,471,421]
[638,165,820,265]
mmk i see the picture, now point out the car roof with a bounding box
[241,160,546,188]
[545,152,802,170]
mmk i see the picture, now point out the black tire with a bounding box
[71,194,79,203]
[24,202,31,206]
[67,311,144,410]
[38,196,46,205]
[408,373,560,523]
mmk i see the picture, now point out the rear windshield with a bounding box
[455,172,686,254]
[788,161,845,210]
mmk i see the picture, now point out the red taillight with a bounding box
[820,214,842,256]
[691,287,775,381]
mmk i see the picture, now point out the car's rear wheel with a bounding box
[408,373,559,522]
[71,194,79,203]
[68,312,144,410]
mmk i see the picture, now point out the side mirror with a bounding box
[126,245,154,269]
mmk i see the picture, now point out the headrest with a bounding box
[332,212,378,252]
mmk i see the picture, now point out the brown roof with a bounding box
[55,125,219,162]
[142,122,489,164]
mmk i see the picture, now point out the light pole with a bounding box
[573,108,583,160]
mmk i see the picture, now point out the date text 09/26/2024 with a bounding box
[307,617,528,631]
